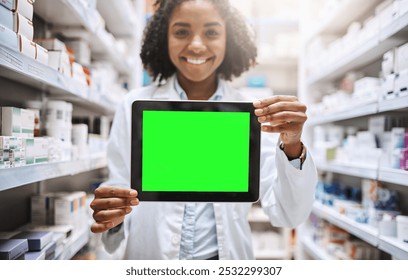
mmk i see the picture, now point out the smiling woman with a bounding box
[89,0,317,260]
[140,0,257,85]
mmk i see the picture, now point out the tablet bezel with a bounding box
[131,100,261,202]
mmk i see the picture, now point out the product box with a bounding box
[34,38,67,52]
[23,249,46,260]
[25,137,48,164]
[30,193,54,225]
[394,68,408,96]
[0,107,20,136]
[11,231,53,251]
[71,61,88,86]
[0,107,33,137]
[0,0,34,21]
[48,50,71,77]
[0,4,33,40]
[19,33,35,59]
[360,16,380,45]
[0,136,11,149]
[396,41,408,73]
[353,77,381,100]
[0,238,28,260]
[0,24,18,50]
[35,42,48,65]
[65,39,91,66]
[382,48,396,76]
[381,73,396,100]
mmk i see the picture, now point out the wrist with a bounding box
[279,141,303,159]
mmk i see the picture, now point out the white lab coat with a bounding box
[100,75,318,260]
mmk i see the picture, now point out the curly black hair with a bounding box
[140,0,257,83]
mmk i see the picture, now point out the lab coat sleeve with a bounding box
[259,133,318,228]
[99,98,132,255]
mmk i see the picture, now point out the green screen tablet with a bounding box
[131,100,261,202]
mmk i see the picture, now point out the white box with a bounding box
[396,41,408,73]
[65,39,91,66]
[0,24,18,50]
[382,48,396,75]
[382,74,396,100]
[0,106,34,138]
[25,137,49,164]
[34,38,67,52]
[18,34,35,59]
[354,77,381,94]
[395,69,408,97]
[360,16,380,44]
[396,215,408,243]
[35,42,48,65]
[48,50,71,77]
[0,5,33,40]
[20,107,34,137]
[71,62,87,86]
[0,136,12,149]
[1,107,20,136]
[0,0,34,21]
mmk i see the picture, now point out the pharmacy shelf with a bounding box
[378,168,408,187]
[308,101,378,125]
[378,95,408,113]
[58,229,90,260]
[306,11,408,85]
[313,202,408,259]
[0,154,107,191]
[0,44,115,115]
[304,0,382,43]
[300,236,334,260]
[308,95,408,125]
[313,202,379,247]
[96,0,138,38]
[317,163,408,187]
[316,162,378,180]
[378,236,408,260]
[34,0,132,75]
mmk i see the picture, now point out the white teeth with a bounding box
[186,58,206,65]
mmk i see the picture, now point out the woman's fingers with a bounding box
[90,197,139,211]
[94,187,138,199]
[92,207,132,223]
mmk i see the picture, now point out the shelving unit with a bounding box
[247,206,293,260]
[0,0,144,260]
[298,0,408,260]
[0,154,107,191]
[34,0,133,76]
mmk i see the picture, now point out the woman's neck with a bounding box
[177,74,218,100]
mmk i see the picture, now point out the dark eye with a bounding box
[206,29,219,37]
[175,29,189,37]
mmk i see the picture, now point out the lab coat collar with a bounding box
[151,75,237,101]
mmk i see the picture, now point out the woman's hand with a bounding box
[253,96,307,158]
[90,186,139,233]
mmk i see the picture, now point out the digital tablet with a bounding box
[131,100,261,202]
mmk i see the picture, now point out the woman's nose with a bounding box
[188,35,206,53]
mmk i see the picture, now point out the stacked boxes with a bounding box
[30,191,88,236]
[0,107,34,168]
[0,0,48,65]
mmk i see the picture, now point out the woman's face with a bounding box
[168,0,226,83]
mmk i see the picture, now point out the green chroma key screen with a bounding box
[142,110,250,192]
